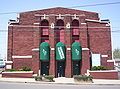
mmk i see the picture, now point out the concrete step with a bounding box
[54,77,74,83]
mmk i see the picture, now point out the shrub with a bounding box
[22,66,31,71]
[74,75,93,82]
[5,69,17,72]
[35,76,42,81]
[44,75,54,82]
[91,66,107,71]
[34,75,55,82]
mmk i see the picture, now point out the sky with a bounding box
[0,0,120,59]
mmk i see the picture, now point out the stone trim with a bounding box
[107,60,115,62]
[32,47,89,51]
[2,71,33,74]
[82,48,89,51]
[5,61,13,64]
[12,55,32,59]
[89,70,117,72]
[67,48,71,50]
[51,48,55,50]
[32,48,39,51]
[85,19,109,24]
[34,23,40,25]
[101,55,108,57]
[81,23,86,25]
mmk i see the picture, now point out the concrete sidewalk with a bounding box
[0,76,120,85]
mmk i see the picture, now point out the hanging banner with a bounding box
[40,42,50,61]
[56,42,66,60]
[72,42,82,61]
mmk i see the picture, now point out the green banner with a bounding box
[56,42,66,60]
[40,42,50,61]
[72,42,82,61]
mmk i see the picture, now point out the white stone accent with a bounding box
[2,71,33,73]
[82,48,89,51]
[51,23,55,28]
[6,65,12,69]
[66,23,70,28]
[101,55,108,57]
[67,48,71,50]
[81,23,86,25]
[32,48,39,51]
[86,19,110,24]
[106,23,110,26]
[5,61,13,64]
[85,19,100,22]
[12,55,32,59]
[34,23,40,25]
[107,60,115,62]
[89,70,118,72]
[51,48,55,50]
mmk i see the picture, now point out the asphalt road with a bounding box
[0,82,120,89]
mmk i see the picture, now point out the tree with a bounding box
[113,48,120,59]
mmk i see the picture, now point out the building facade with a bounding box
[7,7,112,77]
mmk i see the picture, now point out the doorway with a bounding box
[57,61,65,77]
[41,61,49,75]
[73,61,80,75]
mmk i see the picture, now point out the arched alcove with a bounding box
[41,19,49,43]
[55,19,65,43]
[71,19,79,43]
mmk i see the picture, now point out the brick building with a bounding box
[7,7,112,77]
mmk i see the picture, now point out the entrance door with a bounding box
[57,61,65,77]
[73,61,80,75]
[41,61,49,75]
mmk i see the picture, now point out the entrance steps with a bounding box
[54,77,74,83]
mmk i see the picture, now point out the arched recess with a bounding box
[41,19,49,43]
[71,42,82,75]
[55,19,65,43]
[56,42,66,77]
[39,42,50,75]
[71,19,79,43]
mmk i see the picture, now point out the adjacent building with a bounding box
[7,7,112,77]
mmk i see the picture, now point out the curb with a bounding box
[0,80,120,85]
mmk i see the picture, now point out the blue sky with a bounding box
[0,0,120,59]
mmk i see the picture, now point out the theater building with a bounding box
[7,7,112,77]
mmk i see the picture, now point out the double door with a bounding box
[57,61,65,77]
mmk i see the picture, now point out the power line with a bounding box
[69,2,120,8]
[0,2,120,15]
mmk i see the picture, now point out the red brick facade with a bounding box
[7,7,112,77]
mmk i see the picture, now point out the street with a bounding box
[0,82,120,89]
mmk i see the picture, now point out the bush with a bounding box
[5,69,17,72]
[22,66,31,71]
[34,75,55,82]
[74,75,93,82]
[44,75,54,82]
[35,76,42,81]
[91,66,107,71]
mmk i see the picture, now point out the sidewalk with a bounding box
[0,76,120,85]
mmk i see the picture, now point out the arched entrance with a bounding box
[39,42,50,75]
[72,42,82,75]
[56,42,66,77]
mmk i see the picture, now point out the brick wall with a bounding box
[89,70,118,79]
[2,71,33,78]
